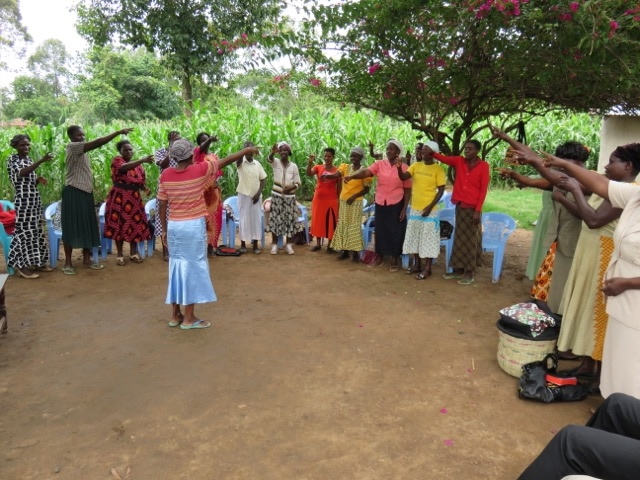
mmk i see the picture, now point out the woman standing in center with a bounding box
[158,139,259,329]
[307,147,340,252]
[345,139,411,272]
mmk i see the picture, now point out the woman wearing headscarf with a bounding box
[104,140,153,266]
[424,140,490,285]
[267,142,303,255]
[532,144,640,399]
[323,146,371,261]
[345,139,411,272]
[6,134,53,278]
[158,139,259,329]
[397,142,446,279]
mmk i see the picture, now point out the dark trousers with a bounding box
[518,393,640,480]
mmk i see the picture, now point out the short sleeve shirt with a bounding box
[407,162,446,210]
[158,160,218,221]
[237,157,267,197]
[65,142,94,193]
[338,163,371,201]
[367,159,412,205]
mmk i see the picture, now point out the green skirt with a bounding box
[61,186,101,249]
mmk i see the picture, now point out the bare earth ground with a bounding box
[0,229,600,480]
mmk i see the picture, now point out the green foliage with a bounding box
[27,39,71,98]
[74,47,182,124]
[291,0,640,156]
[3,76,68,124]
[0,101,602,209]
[76,0,283,104]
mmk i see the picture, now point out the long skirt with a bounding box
[268,193,302,238]
[61,186,100,249]
[600,315,640,399]
[332,199,364,252]
[238,193,263,243]
[547,248,573,314]
[450,205,482,270]
[104,187,151,243]
[402,208,440,259]
[525,191,554,280]
[8,190,49,269]
[310,187,338,240]
[203,185,222,247]
[165,217,216,305]
[557,230,613,360]
[374,201,407,257]
[531,242,556,302]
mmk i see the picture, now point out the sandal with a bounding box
[116,257,126,266]
[416,271,432,280]
[389,265,399,273]
[457,277,475,285]
[89,263,105,270]
[442,272,463,280]
[406,266,421,275]
[129,254,143,264]
[180,319,211,330]
[17,268,39,279]
[239,247,248,254]
[36,266,54,272]
[62,266,76,275]
[168,314,184,328]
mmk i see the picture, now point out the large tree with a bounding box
[27,39,71,98]
[0,0,31,68]
[76,0,282,109]
[293,0,640,154]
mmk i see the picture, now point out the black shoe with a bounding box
[351,251,360,263]
[337,251,349,260]
[327,247,336,254]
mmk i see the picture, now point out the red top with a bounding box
[433,153,490,211]
[158,160,218,221]
[110,156,146,187]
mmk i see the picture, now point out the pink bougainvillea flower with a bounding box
[610,20,619,30]
[449,97,459,105]
[221,40,229,45]
[382,49,390,57]
[558,13,573,21]
[309,78,321,87]
[406,27,414,34]
[217,49,224,54]
[368,63,381,74]
[240,33,248,40]
[569,2,579,12]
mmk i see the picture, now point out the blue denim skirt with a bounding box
[165,217,217,305]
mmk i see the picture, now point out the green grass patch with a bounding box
[483,188,542,230]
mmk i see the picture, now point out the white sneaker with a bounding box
[285,244,294,255]
[270,245,278,255]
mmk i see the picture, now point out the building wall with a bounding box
[598,116,640,172]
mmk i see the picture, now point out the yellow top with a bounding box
[407,162,446,210]
[339,163,372,201]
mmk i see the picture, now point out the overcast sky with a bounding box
[2,0,86,86]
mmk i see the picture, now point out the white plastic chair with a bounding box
[45,201,99,266]
[482,212,517,283]
[0,200,15,274]
[223,195,266,248]
[141,198,157,258]
[97,202,113,260]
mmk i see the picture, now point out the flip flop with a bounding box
[116,257,126,266]
[180,320,211,330]
[457,277,475,285]
[416,271,432,280]
[62,267,76,275]
[406,267,421,275]
[129,254,143,264]
[389,265,399,273]
[168,315,184,327]
[442,272,463,280]
[89,263,105,270]
[239,247,248,254]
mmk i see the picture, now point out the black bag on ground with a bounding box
[518,354,589,403]
[440,220,453,239]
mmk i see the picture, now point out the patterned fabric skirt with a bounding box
[531,242,556,302]
[557,231,613,360]
[61,186,101,249]
[268,193,302,238]
[238,193,263,243]
[402,208,440,259]
[450,205,482,270]
[374,201,407,257]
[331,199,364,252]
[8,191,49,269]
[203,185,222,247]
[165,217,216,305]
[104,187,151,243]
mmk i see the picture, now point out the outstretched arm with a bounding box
[543,154,609,200]
[496,168,552,191]
[346,168,374,181]
[555,177,622,228]
[118,155,154,173]
[199,135,218,155]
[218,147,261,170]
[84,128,133,153]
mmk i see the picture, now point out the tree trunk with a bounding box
[181,72,193,117]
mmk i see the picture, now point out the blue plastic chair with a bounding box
[140,198,157,258]
[438,191,454,209]
[482,212,517,283]
[44,201,100,267]
[44,202,62,268]
[438,208,456,273]
[223,195,266,248]
[97,202,113,260]
[0,200,15,274]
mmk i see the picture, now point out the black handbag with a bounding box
[518,354,589,403]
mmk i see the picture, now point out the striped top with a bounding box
[157,160,218,221]
[269,158,301,197]
[65,142,94,193]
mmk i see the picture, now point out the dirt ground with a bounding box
[0,229,601,480]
